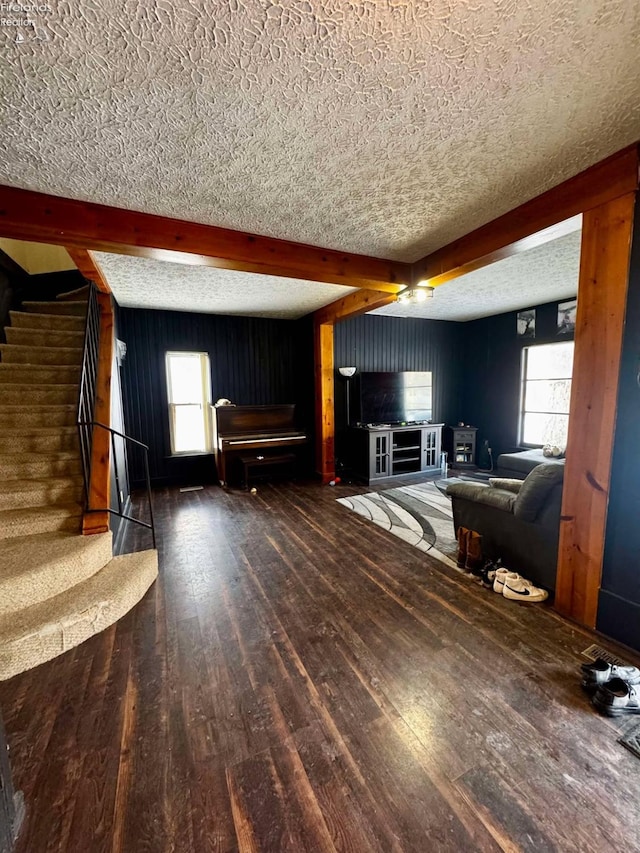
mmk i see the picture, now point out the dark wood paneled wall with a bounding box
[461,300,575,461]
[599,207,640,649]
[118,308,314,487]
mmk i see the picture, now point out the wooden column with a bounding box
[82,291,114,535]
[555,192,637,626]
[314,320,335,483]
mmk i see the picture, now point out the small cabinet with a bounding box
[354,424,443,484]
[444,426,477,467]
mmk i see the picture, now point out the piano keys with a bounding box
[212,404,308,486]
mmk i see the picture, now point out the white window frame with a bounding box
[519,341,574,448]
[165,351,212,456]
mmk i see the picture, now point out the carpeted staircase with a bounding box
[0,288,158,681]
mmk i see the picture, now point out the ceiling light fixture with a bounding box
[397,284,435,304]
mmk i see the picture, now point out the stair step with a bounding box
[0,427,78,455]
[5,327,85,349]
[0,504,82,540]
[22,301,87,317]
[0,363,81,384]
[0,384,78,405]
[0,531,112,616]
[0,475,84,511]
[0,343,83,366]
[0,548,157,680]
[0,405,76,429]
[0,452,81,480]
[9,311,85,332]
[56,285,90,301]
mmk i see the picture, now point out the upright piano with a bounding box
[212,404,308,486]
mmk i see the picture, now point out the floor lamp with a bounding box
[338,366,357,425]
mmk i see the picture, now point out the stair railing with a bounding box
[77,282,156,548]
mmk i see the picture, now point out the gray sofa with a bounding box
[446,463,565,591]
[496,448,565,479]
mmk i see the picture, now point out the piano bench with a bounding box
[239,452,297,487]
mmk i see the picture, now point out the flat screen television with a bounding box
[358,371,433,424]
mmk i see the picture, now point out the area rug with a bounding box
[337,482,459,571]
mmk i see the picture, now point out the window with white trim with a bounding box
[520,341,574,447]
[165,351,212,454]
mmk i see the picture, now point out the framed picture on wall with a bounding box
[517,309,535,338]
[557,299,577,335]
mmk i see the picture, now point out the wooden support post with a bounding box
[555,192,636,626]
[82,291,114,536]
[314,320,335,483]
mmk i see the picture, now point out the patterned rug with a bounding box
[337,481,459,570]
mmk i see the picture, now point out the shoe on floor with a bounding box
[592,678,640,717]
[456,527,469,569]
[581,658,640,690]
[465,530,483,575]
[493,567,509,594]
[476,560,496,589]
[502,572,548,603]
[484,558,502,582]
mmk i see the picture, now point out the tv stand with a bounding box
[350,423,444,484]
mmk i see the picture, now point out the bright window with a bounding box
[520,341,574,447]
[165,352,212,454]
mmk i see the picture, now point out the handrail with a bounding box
[77,281,156,548]
[78,420,156,549]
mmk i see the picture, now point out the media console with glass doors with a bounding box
[350,423,444,484]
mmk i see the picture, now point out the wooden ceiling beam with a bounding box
[65,247,111,293]
[313,289,397,325]
[412,144,640,286]
[0,185,408,294]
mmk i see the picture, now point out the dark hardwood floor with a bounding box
[2,478,640,852]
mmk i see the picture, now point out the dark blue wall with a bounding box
[461,300,575,462]
[334,313,465,423]
[334,314,465,470]
[598,209,640,650]
[118,307,314,487]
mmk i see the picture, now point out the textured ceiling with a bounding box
[93,252,358,319]
[1,1,639,263]
[96,227,579,321]
[375,228,581,321]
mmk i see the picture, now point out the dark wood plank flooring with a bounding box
[2,478,640,852]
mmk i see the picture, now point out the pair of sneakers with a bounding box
[492,566,549,603]
[582,658,640,717]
